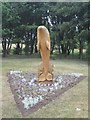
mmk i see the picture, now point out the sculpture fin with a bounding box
[46,40,50,51]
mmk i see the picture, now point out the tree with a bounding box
[77,29,88,59]
[2,3,20,57]
[2,2,89,59]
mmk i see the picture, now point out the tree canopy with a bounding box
[2,2,89,59]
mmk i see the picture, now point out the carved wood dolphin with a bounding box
[37,26,50,80]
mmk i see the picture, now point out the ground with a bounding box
[1,56,88,118]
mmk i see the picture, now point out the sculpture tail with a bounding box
[43,58,49,80]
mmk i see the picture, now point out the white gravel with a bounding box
[9,71,84,110]
[22,95,43,109]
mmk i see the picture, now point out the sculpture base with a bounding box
[37,62,54,82]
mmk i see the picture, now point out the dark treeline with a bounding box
[2,2,90,59]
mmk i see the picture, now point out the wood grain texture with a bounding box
[37,26,53,81]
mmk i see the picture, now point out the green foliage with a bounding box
[2,28,11,37]
[2,2,89,59]
[86,43,90,60]
[78,29,88,40]
[51,54,56,60]
[12,47,22,55]
[23,45,29,55]
[2,3,20,28]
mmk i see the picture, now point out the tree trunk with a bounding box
[30,32,34,55]
[20,43,23,54]
[25,42,29,56]
[61,44,66,54]
[25,33,29,56]
[58,45,61,54]
[7,39,12,55]
[51,40,55,54]
[35,44,38,53]
[2,39,7,57]
[67,41,71,55]
[30,44,34,55]
[34,32,38,53]
[16,42,20,55]
[79,39,83,59]
[71,40,75,55]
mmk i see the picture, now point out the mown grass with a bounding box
[1,56,88,118]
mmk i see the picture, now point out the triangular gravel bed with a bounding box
[8,71,86,116]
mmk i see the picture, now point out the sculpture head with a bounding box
[37,26,50,42]
[37,26,47,32]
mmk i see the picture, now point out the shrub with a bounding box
[86,43,90,60]
[12,47,22,55]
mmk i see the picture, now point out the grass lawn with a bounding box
[1,56,88,118]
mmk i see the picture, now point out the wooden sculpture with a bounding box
[37,26,54,82]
